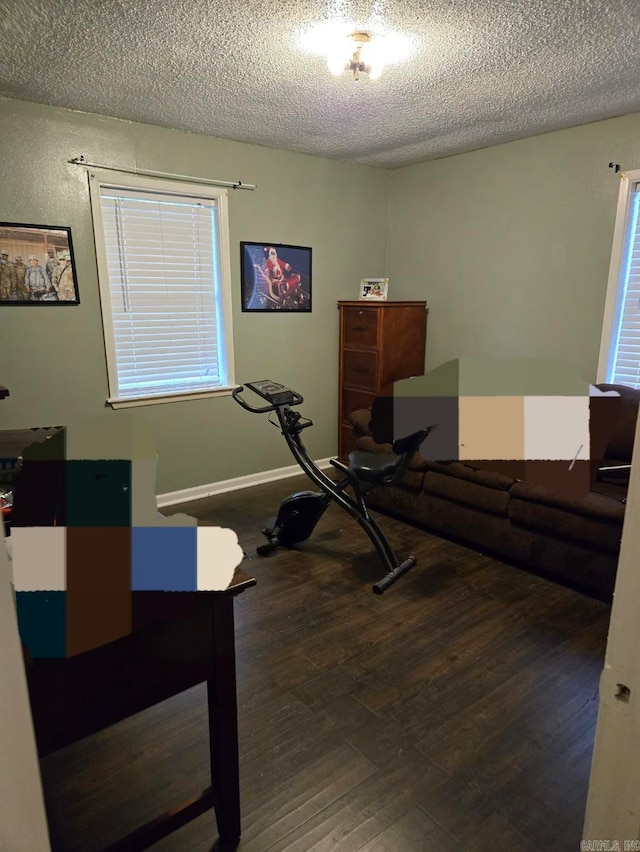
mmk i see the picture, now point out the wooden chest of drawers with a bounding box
[338,300,428,459]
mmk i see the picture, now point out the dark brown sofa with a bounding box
[349,383,639,600]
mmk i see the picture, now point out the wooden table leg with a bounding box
[207,597,241,844]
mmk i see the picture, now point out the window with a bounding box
[599,169,640,389]
[89,171,234,407]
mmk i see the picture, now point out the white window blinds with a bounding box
[96,183,231,403]
[607,183,640,388]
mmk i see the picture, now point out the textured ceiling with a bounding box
[2,0,640,169]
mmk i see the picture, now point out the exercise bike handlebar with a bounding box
[232,382,304,414]
[232,386,275,414]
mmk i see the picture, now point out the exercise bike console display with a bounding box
[233,381,303,412]
[233,379,436,594]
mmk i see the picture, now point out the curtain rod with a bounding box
[68,155,256,190]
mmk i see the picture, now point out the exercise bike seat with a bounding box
[347,451,399,484]
[346,427,433,486]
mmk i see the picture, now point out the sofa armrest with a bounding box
[596,383,640,462]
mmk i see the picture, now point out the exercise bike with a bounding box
[232,380,436,594]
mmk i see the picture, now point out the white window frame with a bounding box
[88,170,235,408]
[598,168,640,387]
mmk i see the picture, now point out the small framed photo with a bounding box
[0,222,79,305]
[241,242,312,312]
[359,277,389,301]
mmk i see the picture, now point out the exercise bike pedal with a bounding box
[261,518,279,535]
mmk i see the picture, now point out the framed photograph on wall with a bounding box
[240,242,312,312]
[359,278,389,301]
[0,222,79,305]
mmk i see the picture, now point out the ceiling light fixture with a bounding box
[298,20,414,81]
[327,31,383,81]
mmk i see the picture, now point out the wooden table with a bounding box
[25,568,256,851]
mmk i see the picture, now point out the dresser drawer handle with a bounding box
[351,367,368,373]
[351,325,368,332]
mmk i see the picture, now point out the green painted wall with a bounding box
[5,99,640,495]
[387,114,640,381]
[0,98,389,494]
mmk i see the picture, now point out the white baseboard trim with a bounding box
[157,458,335,509]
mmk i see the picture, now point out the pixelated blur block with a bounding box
[132,526,197,591]
[64,414,157,462]
[65,460,132,526]
[370,380,459,459]
[21,428,66,461]
[11,527,66,591]
[457,359,526,396]
[458,396,525,461]
[522,458,592,499]
[402,360,460,396]
[524,396,590,460]
[8,419,67,527]
[15,592,66,659]
[131,460,161,525]
[367,358,622,499]
[394,395,459,460]
[64,413,159,526]
[10,412,247,660]
[66,527,132,657]
[370,390,394,444]
[11,459,67,526]
[519,358,589,396]
[197,527,243,591]
[521,395,592,499]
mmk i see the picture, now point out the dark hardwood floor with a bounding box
[40,474,611,851]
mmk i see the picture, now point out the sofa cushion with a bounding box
[508,497,622,555]
[596,383,640,462]
[422,460,516,491]
[378,467,425,491]
[366,483,515,552]
[510,480,626,522]
[423,471,510,517]
[367,484,618,598]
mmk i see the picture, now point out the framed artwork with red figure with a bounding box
[240,242,311,312]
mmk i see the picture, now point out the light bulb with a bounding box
[327,52,348,76]
[360,40,383,79]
